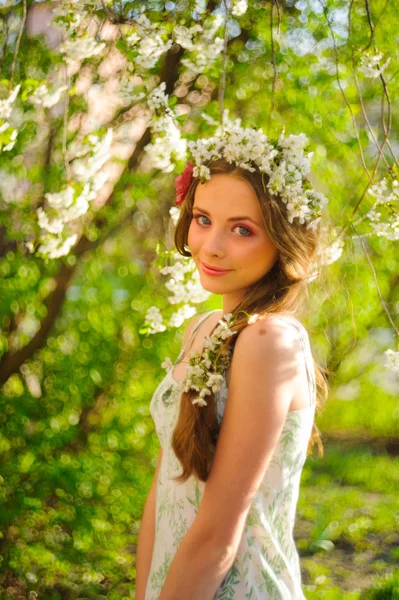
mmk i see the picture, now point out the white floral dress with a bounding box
[145,310,316,600]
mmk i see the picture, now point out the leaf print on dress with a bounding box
[186,480,201,513]
[216,563,241,600]
[147,551,173,597]
[260,567,282,599]
[245,586,255,599]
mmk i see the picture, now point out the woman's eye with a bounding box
[193,214,210,226]
[235,225,252,237]
[192,214,252,237]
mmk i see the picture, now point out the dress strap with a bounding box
[273,317,316,407]
[174,310,221,364]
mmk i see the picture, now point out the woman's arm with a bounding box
[135,447,163,600]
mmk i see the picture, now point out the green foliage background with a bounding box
[0,1,398,598]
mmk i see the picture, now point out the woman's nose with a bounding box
[201,230,226,254]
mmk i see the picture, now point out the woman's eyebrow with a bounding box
[192,205,260,226]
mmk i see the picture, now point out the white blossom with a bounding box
[232,0,248,16]
[118,76,145,104]
[71,129,113,181]
[37,183,95,234]
[161,356,174,372]
[135,35,172,70]
[162,264,210,305]
[147,82,168,112]
[37,207,65,235]
[145,113,187,173]
[0,85,20,153]
[29,84,67,108]
[248,313,261,324]
[144,306,167,334]
[125,31,141,46]
[60,37,106,64]
[0,85,21,121]
[122,6,172,70]
[44,185,75,210]
[36,130,113,253]
[320,237,344,265]
[206,372,225,393]
[193,164,211,180]
[384,349,399,374]
[37,233,78,259]
[192,396,208,406]
[175,15,224,75]
[1,128,18,152]
[360,178,399,241]
[359,51,391,78]
[174,25,203,52]
[144,252,210,335]
[167,304,198,328]
[169,206,181,226]
[52,3,88,31]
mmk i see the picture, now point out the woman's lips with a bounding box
[201,262,232,276]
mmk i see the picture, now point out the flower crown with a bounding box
[174,113,329,229]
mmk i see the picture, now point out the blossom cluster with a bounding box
[384,349,399,374]
[174,16,224,75]
[159,251,210,306]
[117,72,142,103]
[232,0,248,16]
[35,129,113,258]
[124,7,172,70]
[143,303,199,335]
[144,83,187,173]
[143,306,167,335]
[0,85,21,152]
[28,83,67,109]
[186,111,329,227]
[162,313,237,407]
[60,37,106,64]
[314,232,344,266]
[147,81,169,112]
[144,112,187,173]
[360,178,399,241]
[52,1,88,32]
[359,50,391,79]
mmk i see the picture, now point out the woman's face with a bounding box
[187,173,279,311]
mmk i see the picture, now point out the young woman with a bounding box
[136,127,329,599]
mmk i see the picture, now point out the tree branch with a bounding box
[10,0,27,88]
[0,262,77,386]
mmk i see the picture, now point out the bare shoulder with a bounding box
[228,314,305,403]
[234,314,302,359]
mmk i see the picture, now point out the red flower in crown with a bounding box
[174,161,195,206]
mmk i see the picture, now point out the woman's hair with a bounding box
[172,157,330,483]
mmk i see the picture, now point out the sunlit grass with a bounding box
[296,443,399,597]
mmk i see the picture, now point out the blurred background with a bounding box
[0,0,398,598]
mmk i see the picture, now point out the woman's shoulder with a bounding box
[259,312,308,336]
[233,312,308,365]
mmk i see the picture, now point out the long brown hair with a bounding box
[171,157,330,483]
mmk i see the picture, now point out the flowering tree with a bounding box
[0,0,398,596]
